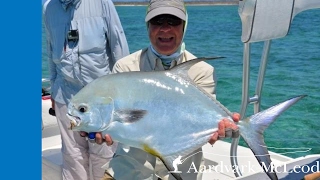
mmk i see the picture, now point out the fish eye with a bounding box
[78,105,87,113]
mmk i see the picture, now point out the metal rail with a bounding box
[230,40,271,177]
[231,0,320,177]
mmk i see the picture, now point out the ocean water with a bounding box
[42,5,320,158]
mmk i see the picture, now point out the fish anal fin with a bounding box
[142,144,183,180]
[143,144,161,157]
[113,109,147,123]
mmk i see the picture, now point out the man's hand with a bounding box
[208,113,240,145]
[79,131,114,146]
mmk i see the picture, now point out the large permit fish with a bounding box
[67,57,305,180]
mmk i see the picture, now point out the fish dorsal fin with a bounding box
[113,109,147,123]
[169,57,224,80]
[168,56,234,117]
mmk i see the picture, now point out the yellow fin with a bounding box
[143,144,161,158]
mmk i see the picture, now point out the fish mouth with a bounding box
[66,113,81,130]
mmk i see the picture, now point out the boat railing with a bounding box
[232,0,320,177]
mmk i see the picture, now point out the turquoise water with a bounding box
[42,5,320,158]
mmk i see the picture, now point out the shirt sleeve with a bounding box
[43,6,57,96]
[104,0,130,64]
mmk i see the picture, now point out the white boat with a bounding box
[42,0,320,179]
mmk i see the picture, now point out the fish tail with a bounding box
[238,95,306,180]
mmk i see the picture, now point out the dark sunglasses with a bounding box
[149,15,183,26]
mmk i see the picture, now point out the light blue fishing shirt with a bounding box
[43,0,129,104]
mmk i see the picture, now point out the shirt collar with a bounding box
[60,0,81,11]
[146,46,186,71]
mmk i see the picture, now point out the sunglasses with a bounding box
[149,15,183,26]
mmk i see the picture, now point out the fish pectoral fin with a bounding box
[113,109,147,123]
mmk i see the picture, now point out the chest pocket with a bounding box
[76,17,107,55]
[63,16,108,85]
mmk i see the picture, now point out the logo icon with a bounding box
[170,155,183,173]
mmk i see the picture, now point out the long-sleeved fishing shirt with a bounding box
[43,0,129,104]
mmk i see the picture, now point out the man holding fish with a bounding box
[83,0,240,179]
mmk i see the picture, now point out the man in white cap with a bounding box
[97,0,240,179]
